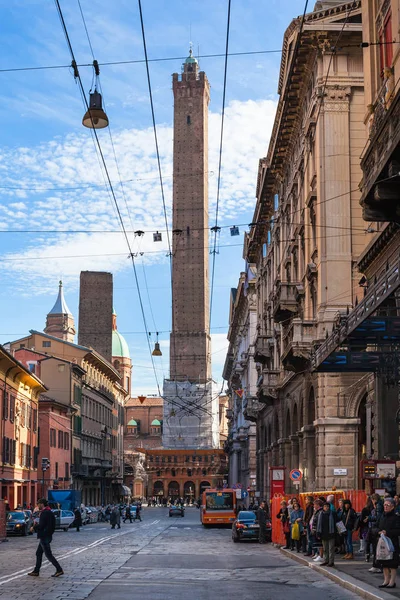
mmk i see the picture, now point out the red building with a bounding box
[0,345,47,509]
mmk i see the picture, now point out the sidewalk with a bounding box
[279,545,400,600]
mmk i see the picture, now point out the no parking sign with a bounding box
[289,469,302,485]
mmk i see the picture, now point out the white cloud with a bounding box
[0,97,276,293]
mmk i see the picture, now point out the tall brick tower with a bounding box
[163,49,219,449]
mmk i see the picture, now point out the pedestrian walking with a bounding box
[257,500,268,544]
[311,499,324,563]
[135,503,142,522]
[316,501,337,566]
[124,505,132,523]
[73,507,82,532]
[110,506,121,529]
[28,498,63,578]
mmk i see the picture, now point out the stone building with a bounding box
[124,395,229,499]
[311,0,400,492]
[243,0,372,496]
[163,49,219,450]
[9,279,130,505]
[0,345,47,509]
[223,268,258,497]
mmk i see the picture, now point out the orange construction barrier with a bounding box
[271,494,289,545]
[347,489,368,512]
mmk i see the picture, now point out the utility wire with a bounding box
[0,42,397,74]
[53,0,162,396]
[209,0,231,331]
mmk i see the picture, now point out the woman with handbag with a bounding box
[276,500,290,549]
[290,500,304,553]
[341,499,357,559]
[377,497,400,588]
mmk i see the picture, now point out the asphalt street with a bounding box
[0,507,361,600]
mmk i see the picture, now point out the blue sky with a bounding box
[0,0,306,394]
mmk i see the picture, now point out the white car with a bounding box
[52,509,75,531]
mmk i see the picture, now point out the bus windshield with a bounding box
[205,492,233,511]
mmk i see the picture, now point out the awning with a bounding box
[121,485,131,496]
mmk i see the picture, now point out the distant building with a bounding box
[0,345,47,509]
[124,395,229,500]
[10,279,131,505]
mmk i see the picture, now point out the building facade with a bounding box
[163,50,219,450]
[242,1,374,497]
[9,280,130,505]
[0,345,47,509]
[311,0,400,493]
[223,269,258,497]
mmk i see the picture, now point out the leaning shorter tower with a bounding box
[162,50,219,450]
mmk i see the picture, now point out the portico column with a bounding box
[302,425,316,491]
[278,438,291,493]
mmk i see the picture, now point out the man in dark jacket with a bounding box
[74,507,82,531]
[28,498,63,577]
[257,501,268,544]
[316,501,337,566]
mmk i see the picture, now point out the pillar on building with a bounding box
[302,425,316,491]
[278,438,292,492]
[315,417,359,489]
[230,445,240,487]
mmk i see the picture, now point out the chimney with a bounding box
[78,271,113,363]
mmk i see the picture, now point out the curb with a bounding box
[279,547,394,600]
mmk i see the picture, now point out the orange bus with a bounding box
[200,488,236,526]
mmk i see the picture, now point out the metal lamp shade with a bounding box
[82,90,109,129]
[152,342,162,356]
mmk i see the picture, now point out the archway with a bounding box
[184,481,195,501]
[168,480,179,499]
[153,480,164,497]
[200,481,211,495]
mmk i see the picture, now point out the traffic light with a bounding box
[41,457,50,471]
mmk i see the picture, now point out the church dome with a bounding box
[151,419,161,426]
[112,329,130,359]
[127,419,137,426]
[185,48,197,65]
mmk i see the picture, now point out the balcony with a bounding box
[281,319,316,372]
[253,334,274,364]
[272,281,299,323]
[257,369,279,406]
[361,79,400,221]
[243,396,263,423]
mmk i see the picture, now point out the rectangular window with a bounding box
[42,341,51,348]
[3,437,9,463]
[58,430,63,449]
[9,395,15,423]
[58,364,65,372]
[65,462,69,479]
[64,432,69,450]
[187,115,191,125]
[55,462,58,479]
[33,408,38,432]
[33,446,39,469]
[73,385,82,406]
[50,428,56,447]
[28,363,36,373]
[136,419,141,433]
[2,391,8,420]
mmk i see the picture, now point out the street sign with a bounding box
[333,468,348,476]
[289,469,302,482]
[242,490,248,499]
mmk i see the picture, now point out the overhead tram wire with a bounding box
[137,0,175,378]
[0,41,398,74]
[53,0,162,396]
[209,0,232,330]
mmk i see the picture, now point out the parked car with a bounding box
[169,505,185,517]
[23,510,34,533]
[6,511,32,536]
[232,510,272,543]
[52,509,75,531]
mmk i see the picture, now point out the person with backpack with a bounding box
[28,498,63,578]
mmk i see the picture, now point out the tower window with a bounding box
[187,115,191,125]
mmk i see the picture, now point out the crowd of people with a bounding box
[275,492,400,589]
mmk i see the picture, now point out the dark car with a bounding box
[169,505,185,517]
[6,511,31,536]
[232,510,272,543]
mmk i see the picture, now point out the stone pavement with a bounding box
[280,546,400,600]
